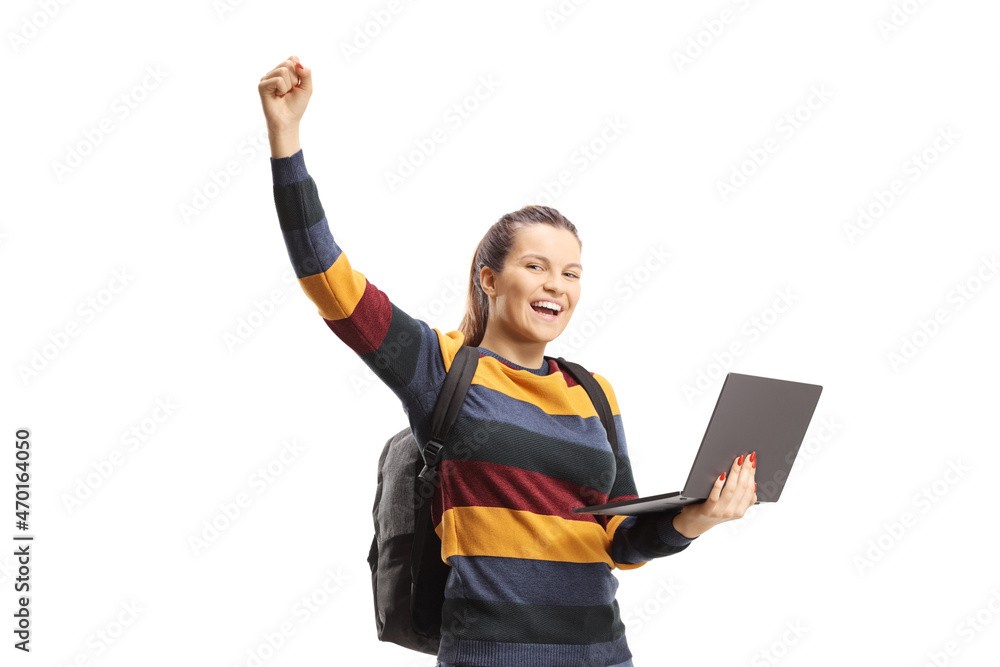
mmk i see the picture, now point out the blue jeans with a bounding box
[436,661,633,667]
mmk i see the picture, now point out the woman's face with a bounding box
[481,224,582,345]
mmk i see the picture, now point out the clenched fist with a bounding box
[259,55,312,157]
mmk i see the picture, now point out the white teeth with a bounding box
[530,300,562,312]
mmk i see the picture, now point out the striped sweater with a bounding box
[271,149,697,667]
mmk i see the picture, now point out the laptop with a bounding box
[572,372,823,516]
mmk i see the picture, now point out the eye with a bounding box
[528,263,579,279]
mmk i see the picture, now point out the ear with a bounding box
[480,265,495,296]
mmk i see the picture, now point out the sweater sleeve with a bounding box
[270,148,461,453]
[591,374,698,569]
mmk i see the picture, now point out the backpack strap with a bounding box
[548,356,619,457]
[417,344,480,485]
[410,344,480,637]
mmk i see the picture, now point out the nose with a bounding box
[543,274,568,294]
[543,283,565,300]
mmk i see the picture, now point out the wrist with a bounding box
[672,507,706,539]
[268,126,301,159]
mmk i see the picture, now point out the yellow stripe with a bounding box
[591,373,619,414]
[437,506,617,566]
[435,330,621,418]
[299,252,366,321]
[435,327,466,370]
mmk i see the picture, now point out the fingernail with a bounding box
[296,62,304,70]
[754,483,757,492]
[750,451,756,463]
[737,455,744,466]
[752,458,756,469]
[719,472,726,481]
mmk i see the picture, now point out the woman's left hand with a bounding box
[671,451,758,539]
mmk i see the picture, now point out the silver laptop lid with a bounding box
[681,372,822,502]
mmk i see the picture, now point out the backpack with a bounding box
[366,345,620,655]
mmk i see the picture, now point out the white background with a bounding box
[4,0,999,665]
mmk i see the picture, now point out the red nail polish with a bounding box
[296,62,304,70]
[719,472,725,481]
[737,455,744,466]
[750,451,755,463]
[754,483,757,492]
[752,458,756,469]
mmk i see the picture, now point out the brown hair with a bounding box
[457,205,581,348]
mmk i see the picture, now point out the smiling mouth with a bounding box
[530,303,561,321]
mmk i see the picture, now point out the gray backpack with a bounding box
[366,345,619,655]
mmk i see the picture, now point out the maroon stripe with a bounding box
[322,278,392,355]
[553,360,581,387]
[550,362,599,389]
[436,459,608,523]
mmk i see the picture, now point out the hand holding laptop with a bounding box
[671,450,759,539]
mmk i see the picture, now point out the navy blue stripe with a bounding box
[456,382,630,457]
[611,511,693,564]
[477,346,551,375]
[269,148,308,187]
[280,216,342,279]
[446,555,618,606]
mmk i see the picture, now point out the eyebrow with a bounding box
[518,253,583,271]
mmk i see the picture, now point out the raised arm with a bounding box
[259,56,463,451]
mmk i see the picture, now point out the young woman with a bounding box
[258,56,758,667]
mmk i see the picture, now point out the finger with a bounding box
[730,453,745,477]
[258,75,291,99]
[289,55,312,94]
[716,453,747,509]
[259,68,295,98]
[736,450,755,487]
[707,469,727,504]
[260,58,301,98]
[276,56,310,96]
[718,454,750,516]
[737,451,758,508]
